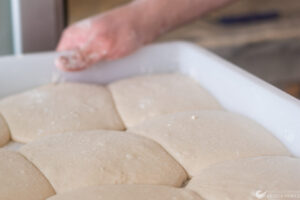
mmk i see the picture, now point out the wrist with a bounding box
[127,0,168,44]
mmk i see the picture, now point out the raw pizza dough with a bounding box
[2,141,24,151]
[0,150,55,200]
[20,131,187,193]
[0,113,10,147]
[108,74,222,127]
[0,83,124,143]
[187,156,300,200]
[129,110,290,176]
[47,185,202,200]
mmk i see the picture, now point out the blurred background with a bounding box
[0,0,299,98]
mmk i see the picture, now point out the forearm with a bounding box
[129,0,237,43]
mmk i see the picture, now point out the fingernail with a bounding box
[55,51,87,70]
[88,53,100,61]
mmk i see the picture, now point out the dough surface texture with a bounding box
[0,113,10,147]
[2,141,24,151]
[47,185,202,200]
[20,131,187,193]
[0,150,55,200]
[129,110,290,176]
[108,73,222,127]
[0,83,124,143]
[187,156,300,200]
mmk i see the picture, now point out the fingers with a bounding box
[55,4,145,72]
[56,27,80,52]
[56,37,74,52]
[55,48,107,72]
[55,51,87,72]
[56,30,113,71]
[55,35,110,71]
[57,20,94,52]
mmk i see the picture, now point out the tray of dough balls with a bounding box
[0,42,300,200]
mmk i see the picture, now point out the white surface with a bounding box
[0,42,299,156]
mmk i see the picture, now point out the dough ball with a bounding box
[0,83,124,143]
[129,111,290,176]
[20,131,187,193]
[47,185,202,200]
[187,156,300,200]
[108,74,222,127]
[0,113,10,147]
[0,149,55,200]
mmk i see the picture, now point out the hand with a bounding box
[56,0,236,71]
[56,4,144,71]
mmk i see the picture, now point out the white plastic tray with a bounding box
[0,42,300,156]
